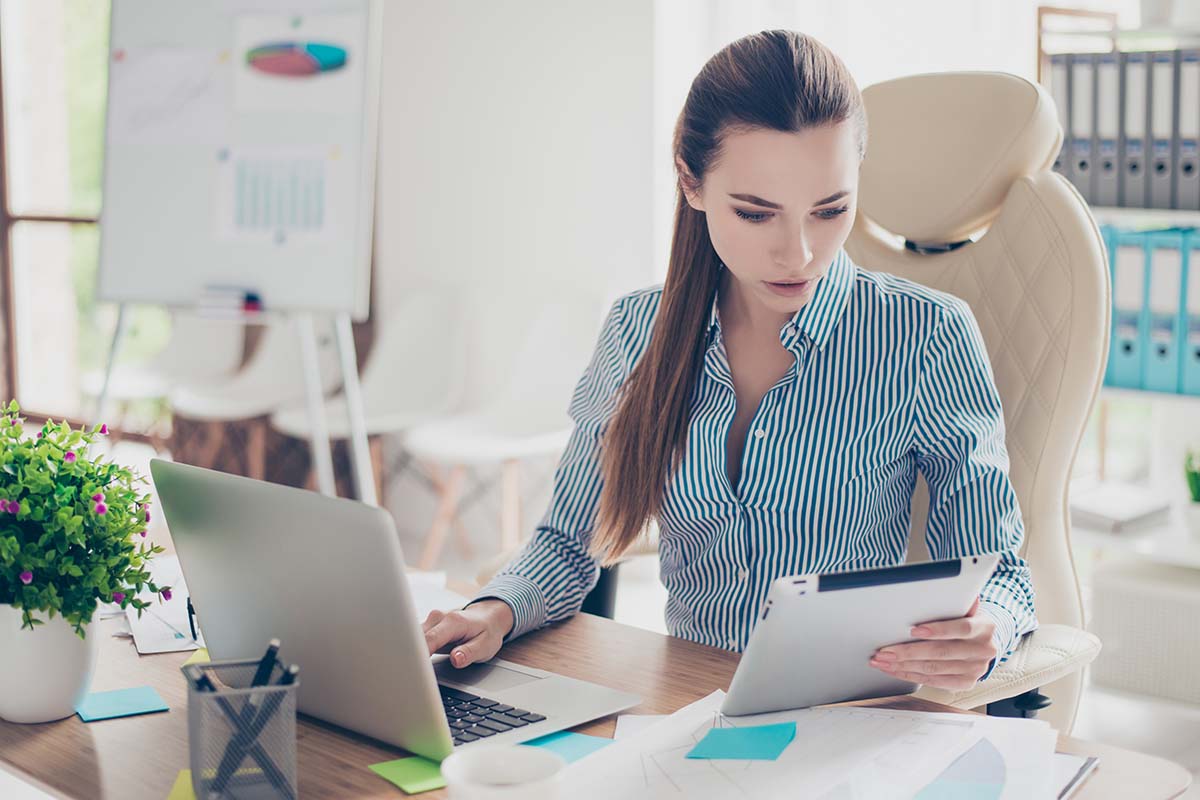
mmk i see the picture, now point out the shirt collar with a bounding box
[706,249,854,354]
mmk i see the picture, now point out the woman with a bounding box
[423,30,1036,692]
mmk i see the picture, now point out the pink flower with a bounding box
[112,592,125,604]
[161,589,172,601]
[6,501,18,514]
[94,503,108,515]
[138,530,147,537]
[144,508,151,523]
[91,493,104,503]
[18,571,32,585]
[64,451,76,463]
[36,432,43,439]
[99,424,109,435]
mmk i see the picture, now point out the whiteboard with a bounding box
[98,0,381,319]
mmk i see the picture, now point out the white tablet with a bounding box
[721,554,1001,716]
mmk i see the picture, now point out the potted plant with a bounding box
[0,402,170,723]
[1187,450,1200,539]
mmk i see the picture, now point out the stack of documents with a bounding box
[114,554,206,654]
[576,690,1060,799]
[1070,480,1171,533]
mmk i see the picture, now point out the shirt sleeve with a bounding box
[468,298,630,641]
[911,300,1038,680]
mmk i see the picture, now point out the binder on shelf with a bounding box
[1149,50,1177,209]
[1143,231,1184,393]
[1051,53,1071,180]
[1108,230,1147,389]
[1095,52,1120,206]
[1070,53,1096,202]
[1121,51,1150,208]
[1183,234,1200,395]
[1176,50,1200,211]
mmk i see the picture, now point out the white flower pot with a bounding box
[0,603,99,723]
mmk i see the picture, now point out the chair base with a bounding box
[986,687,1053,719]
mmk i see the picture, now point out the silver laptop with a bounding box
[150,459,640,761]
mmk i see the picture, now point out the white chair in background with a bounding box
[169,315,342,477]
[402,286,609,570]
[82,311,245,443]
[269,285,467,501]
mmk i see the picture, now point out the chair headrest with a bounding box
[857,72,1062,245]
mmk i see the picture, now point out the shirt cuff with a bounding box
[977,600,1018,682]
[468,573,548,643]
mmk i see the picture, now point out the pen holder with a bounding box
[184,659,299,800]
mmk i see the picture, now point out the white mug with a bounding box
[440,745,566,800]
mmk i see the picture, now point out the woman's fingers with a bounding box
[874,638,994,663]
[448,629,503,668]
[423,610,479,656]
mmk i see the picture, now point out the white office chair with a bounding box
[81,311,245,440]
[268,285,467,497]
[845,71,1107,733]
[402,285,609,570]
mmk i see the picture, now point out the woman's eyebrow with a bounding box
[727,190,850,210]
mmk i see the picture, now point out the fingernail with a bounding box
[453,648,466,665]
[911,626,932,637]
[875,651,897,662]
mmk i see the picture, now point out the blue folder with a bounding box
[1143,230,1185,394]
[1184,232,1200,396]
[1107,229,1147,389]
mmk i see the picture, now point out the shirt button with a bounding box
[754,429,766,439]
[738,568,749,580]
[728,637,738,649]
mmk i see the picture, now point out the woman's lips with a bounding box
[763,278,816,297]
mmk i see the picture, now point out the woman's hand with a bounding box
[868,598,997,691]
[422,599,515,668]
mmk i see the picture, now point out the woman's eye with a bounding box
[733,208,771,223]
[815,206,849,220]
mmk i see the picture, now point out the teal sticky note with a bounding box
[76,686,168,722]
[522,731,613,763]
[685,722,796,761]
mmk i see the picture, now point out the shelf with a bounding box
[1072,504,1200,571]
[1090,206,1200,228]
[1101,386,1200,408]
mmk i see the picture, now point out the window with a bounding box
[0,0,168,429]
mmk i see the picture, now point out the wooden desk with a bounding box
[0,614,1191,799]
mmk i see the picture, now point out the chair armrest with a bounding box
[913,624,1101,710]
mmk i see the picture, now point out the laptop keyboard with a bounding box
[439,685,547,746]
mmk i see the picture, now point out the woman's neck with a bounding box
[717,270,793,339]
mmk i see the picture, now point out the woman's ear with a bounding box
[675,156,705,212]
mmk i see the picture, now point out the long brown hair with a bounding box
[590,30,867,565]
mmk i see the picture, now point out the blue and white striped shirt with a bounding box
[475,249,1037,674]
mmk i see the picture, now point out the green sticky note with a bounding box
[76,686,168,722]
[369,756,446,794]
[166,770,195,800]
[685,721,796,760]
[522,731,613,763]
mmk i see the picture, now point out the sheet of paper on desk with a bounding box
[851,707,1057,799]
[407,570,468,623]
[0,762,59,798]
[562,690,982,800]
[124,555,206,654]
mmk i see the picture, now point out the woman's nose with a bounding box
[774,225,814,269]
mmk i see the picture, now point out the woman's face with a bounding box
[680,121,861,320]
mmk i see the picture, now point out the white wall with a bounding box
[374,0,656,551]
[376,0,656,402]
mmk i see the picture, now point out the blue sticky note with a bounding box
[76,686,168,722]
[685,722,796,761]
[521,731,613,763]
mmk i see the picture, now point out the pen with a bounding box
[212,664,300,796]
[187,597,197,641]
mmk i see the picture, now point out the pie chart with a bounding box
[246,41,347,76]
